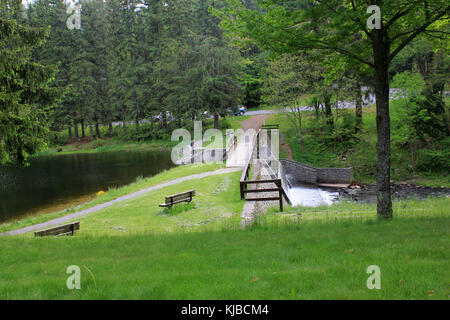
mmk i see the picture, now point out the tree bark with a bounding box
[89,122,95,140]
[95,120,101,138]
[81,120,85,138]
[373,31,393,219]
[74,119,79,141]
[122,118,127,133]
[214,114,219,129]
[68,125,72,140]
[324,94,334,129]
[355,83,363,133]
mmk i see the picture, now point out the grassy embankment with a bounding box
[1,152,449,299]
[2,106,449,299]
[2,114,248,233]
[265,99,449,187]
[0,163,226,234]
[1,196,449,299]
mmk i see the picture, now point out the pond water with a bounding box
[0,150,175,223]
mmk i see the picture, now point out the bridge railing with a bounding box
[239,125,290,212]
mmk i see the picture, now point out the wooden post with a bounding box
[257,133,260,160]
[277,180,283,212]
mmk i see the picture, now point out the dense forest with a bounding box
[1,0,449,218]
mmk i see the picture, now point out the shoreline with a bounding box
[0,163,225,235]
[35,139,175,157]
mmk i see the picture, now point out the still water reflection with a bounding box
[0,150,175,223]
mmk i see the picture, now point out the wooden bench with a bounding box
[159,190,195,208]
[34,222,80,237]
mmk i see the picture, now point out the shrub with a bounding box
[48,131,67,146]
[92,139,107,148]
[417,138,450,172]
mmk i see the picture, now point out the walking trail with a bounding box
[0,167,241,236]
[226,115,267,168]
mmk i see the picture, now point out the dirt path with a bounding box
[280,133,293,160]
[241,114,293,160]
[0,167,241,236]
[240,114,268,131]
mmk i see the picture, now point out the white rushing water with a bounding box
[288,185,340,208]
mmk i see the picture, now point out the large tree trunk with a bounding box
[68,125,72,140]
[89,122,95,140]
[373,32,393,219]
[81,120,85,138]
[214,114,219,129]
[95,120,101,138]
[355,83,363,132]
[323,94,334,129]
[73,119,80,141]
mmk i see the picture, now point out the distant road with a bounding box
[111,89,449,123]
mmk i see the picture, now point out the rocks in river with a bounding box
[341,183,450,203]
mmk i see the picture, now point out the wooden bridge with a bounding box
[231,124,291,212]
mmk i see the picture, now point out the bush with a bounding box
[219,119,232,130]
[92,139,107,148]
[417,138,450,172]
[48,131,67,146]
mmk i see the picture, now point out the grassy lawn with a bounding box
[0,163,226,234]
[58,170,243,237]
[40,140,174,156]
[1,197,448,299]
[2,109,448,300]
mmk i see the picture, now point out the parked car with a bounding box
[153,111,175,121]
[219,106,247,117]
[233,105,246,116]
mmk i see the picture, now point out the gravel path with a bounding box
[0,167,241,236]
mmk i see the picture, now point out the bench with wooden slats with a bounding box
[34,222,80,237]
[159,190,195,208]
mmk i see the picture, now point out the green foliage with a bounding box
[91,139,107,149]
[162,202,196,216]
[0,4,58,165]
[391,70,426,98]
[417,138,450,172]
[48,130,66,146]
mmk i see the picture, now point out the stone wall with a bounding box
[279,159,353,185]
[279,160,317,184]
[316,168,354,184]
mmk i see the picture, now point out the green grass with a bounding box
[1,197,449,299]
[38,139,174,157]
[62,170,243,237]
[0,163,226,234]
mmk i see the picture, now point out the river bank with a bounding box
[0,163,225,234]
[37,138,175,157]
